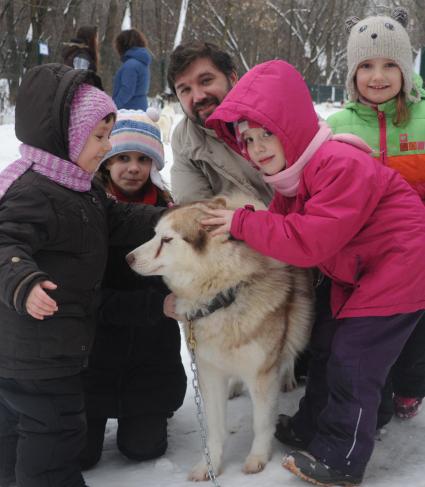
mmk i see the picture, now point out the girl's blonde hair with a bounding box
[393,88,409,127]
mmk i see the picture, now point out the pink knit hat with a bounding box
[68,83,117,163]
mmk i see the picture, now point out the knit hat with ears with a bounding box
[68,83,117,163]
[100,108,165,189]
[345,7,420,103]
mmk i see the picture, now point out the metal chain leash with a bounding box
[187,320,222,487]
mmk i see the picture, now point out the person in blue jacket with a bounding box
[113,29,152,110]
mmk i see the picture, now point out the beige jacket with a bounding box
[170,116,273,205]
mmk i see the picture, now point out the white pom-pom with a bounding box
[146,107,160,122]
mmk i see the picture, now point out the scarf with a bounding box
[263,122,372,197]
[107,179,159,205]
[0,144,92,201]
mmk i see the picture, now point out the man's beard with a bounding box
[184,79,234,127]
[188,95,221,127]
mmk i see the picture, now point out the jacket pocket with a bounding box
[320,254,363,288]
[38,306,92,358]
[50,203,89,253]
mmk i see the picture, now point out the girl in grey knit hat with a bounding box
[327,6,425,425]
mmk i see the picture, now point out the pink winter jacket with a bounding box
[207,60,425,318]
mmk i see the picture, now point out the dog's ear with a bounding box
[184,227,208,252]
[207,197,227,209]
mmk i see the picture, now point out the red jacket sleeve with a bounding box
[230,150,385,267]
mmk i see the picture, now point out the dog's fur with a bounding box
[127,196,313,479]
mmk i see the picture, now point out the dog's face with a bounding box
[127,198,228,284]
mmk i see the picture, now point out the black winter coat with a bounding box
[82,194,186,418]
[0,64,164,379]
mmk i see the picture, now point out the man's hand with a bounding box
[26,280,58,320]
[201,209,235,236]
[164,293,184,321]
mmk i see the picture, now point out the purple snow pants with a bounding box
[292,280,424,477]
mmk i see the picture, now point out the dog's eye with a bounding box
[161,237,173,243]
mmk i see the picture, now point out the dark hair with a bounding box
[76,25,99,69]
[167,41,236,94]
[115,29,148,57]
[102,112,116,124]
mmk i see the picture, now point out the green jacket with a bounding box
[327,76,425,201]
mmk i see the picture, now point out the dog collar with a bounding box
[185,283,242,321]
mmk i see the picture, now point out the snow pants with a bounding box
[292,282,424,477]
[378,312,425,426]
[391,312,425,397]
[0,375,87,487]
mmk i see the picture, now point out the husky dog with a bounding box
[127,196,313,479]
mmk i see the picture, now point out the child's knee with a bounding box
[117,415,168,461]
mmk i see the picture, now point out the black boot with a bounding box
[282,450,363,486]
[275,414,309,450]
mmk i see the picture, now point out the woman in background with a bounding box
[113,29,152,110]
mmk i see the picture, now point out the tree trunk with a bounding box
[99,0,127,95]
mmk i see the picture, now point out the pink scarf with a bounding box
[0,144,93,200]
[263,122,372,197]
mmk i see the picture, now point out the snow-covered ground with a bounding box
[1,104,425,487]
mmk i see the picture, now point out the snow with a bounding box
[173,0,190,50]
[1,105,425,487]
[122,4,131,30]
[26,24,33,42]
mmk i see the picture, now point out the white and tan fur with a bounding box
[127,196,313,479]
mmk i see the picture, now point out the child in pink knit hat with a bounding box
[0,64,165,487]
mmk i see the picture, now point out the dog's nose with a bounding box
[126,252,135,266]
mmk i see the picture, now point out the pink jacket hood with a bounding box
[206,60,319,167]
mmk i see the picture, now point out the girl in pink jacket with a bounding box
[204,60,425,486]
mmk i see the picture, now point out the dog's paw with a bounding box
[242,454,267,474]
[188,463,210,482]
[281,368,297,392]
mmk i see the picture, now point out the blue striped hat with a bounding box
[101,108,164,170]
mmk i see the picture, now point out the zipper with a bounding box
[377,110,388,165]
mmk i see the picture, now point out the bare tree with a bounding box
[1,0,425,106]
[99,0,127,94]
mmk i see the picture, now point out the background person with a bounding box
[79,109,186,469]
[327,7,425,422]
[62,25,99,71]
[113,29,152,110]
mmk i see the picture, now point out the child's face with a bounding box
[106,151,152,196]
[355,58,402,105]
[76,118,114,173]
[242,127,286,176]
